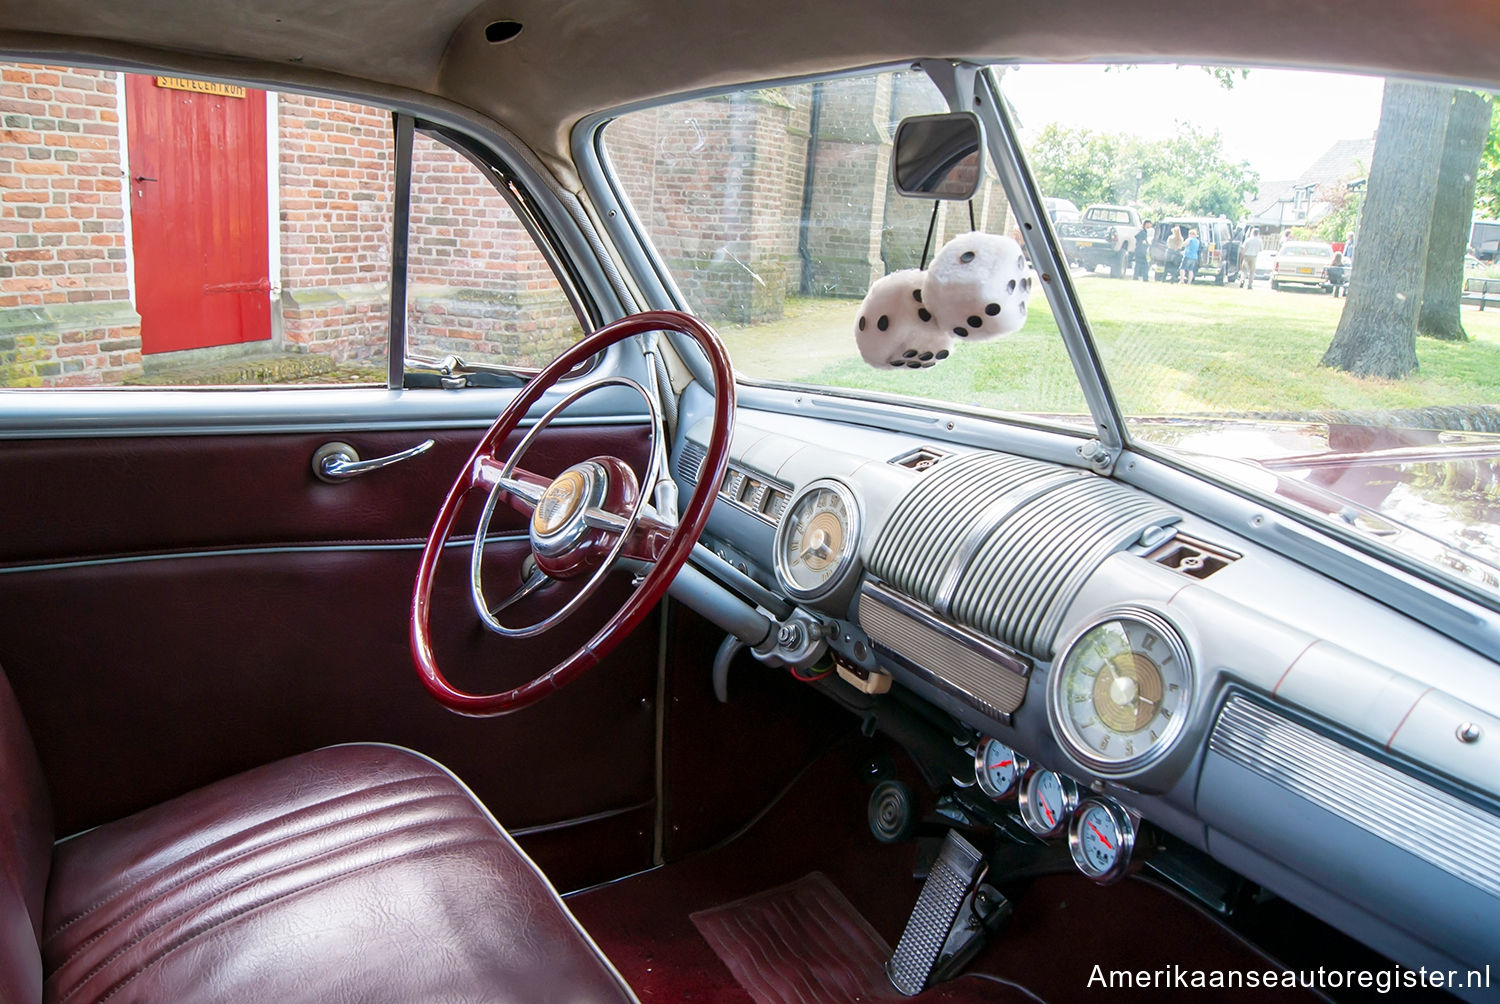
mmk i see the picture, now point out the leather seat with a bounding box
[0,671,636,1003]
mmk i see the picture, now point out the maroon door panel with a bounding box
[0,423,658,891]
[125,75,271,354]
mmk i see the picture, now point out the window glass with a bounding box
[1001,63,1500,589]
[0,62,578,388]
[604,70,1092,428]
[404,132,582,372]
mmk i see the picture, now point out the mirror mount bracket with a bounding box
[915,59,980,114]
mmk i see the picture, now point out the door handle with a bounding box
[134,176,158,183]
[312,439,434,483]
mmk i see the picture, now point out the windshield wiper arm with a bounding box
[404,353,528,389]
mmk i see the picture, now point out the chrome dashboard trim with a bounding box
[858,579,1030,722]
[1210,695,1500,900]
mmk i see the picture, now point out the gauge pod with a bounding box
[1017,768,1077,839]
[773,479,860,601]
[973,736,1029,801]
[1067,798,1138,884]
[1047,606,1194,776]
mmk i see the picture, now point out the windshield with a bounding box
[603,63,1500,597]
[603,69,1092,428]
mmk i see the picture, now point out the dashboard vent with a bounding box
[868,451,1179,659]
[1148,534,1239,579]
[890,446,948,472]
[678,439,708,483]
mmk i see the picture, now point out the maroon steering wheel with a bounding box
[411,311,734,717]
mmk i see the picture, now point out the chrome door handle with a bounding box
[312,439,435,483]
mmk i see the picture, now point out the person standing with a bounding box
[1183,228,1202,284]
[1240,228,1263,289]
[1327,252,1348,297]
[1133,219,1153,281]
[1166,225,1184,283]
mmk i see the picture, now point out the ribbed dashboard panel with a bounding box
[868,451,1178,658]
[869,452,1072,606]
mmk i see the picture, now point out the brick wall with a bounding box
[0,63,140,386]
[405,133,579,367]
[275,93,393,362]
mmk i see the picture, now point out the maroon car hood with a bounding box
[1133,417,1500,594]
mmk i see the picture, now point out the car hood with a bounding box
[1132,416,1500,595]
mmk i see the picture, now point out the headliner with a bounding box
[1,0,1497,186]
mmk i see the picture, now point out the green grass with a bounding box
[716,277,1500,421]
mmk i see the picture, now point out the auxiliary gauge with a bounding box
[773,479,860,602]
[973,737,1028,801]
[1018,768,1077,839]
[1067,799,1138,884]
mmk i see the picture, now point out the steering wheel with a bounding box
[411,311,734,717]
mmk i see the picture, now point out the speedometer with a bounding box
[1047,607,1193,775]
[773,479,860,601]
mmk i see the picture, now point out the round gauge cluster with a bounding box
[1068,799,1137,883]
[1017,768,1077,839]
[973,737,1029,801]
[1047,607,1194,775]
[773,479,860,601]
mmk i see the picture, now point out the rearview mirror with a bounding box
[891,112,983,200]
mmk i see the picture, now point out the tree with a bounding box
[1026,124,1118,207]
[1322,81,1451,378]
[1314,176,1364,245]
[1418,90,1492,342]
[1475,99,1500,220]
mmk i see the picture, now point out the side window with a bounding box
[405,132,582,372]
[0,62,578,388]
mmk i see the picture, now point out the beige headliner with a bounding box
[2,0,1498,186]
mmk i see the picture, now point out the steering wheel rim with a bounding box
[410,310,735,717]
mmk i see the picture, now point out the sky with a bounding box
[998,64,1387,185]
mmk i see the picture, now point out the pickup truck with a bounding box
[1057,204,1140,277]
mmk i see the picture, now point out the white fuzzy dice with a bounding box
[854,268,954,369]
[922,232,1032,342]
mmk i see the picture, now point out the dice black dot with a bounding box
[935,349,950,359]
[1006,279,1016,294]
[959,251,976,264]
[967,315,982,328]
[858,316,866,331]
[877,315,889,331]
[917,308,931,322]
[903,349,917,358]
[912,289,923,303]
[907,360,923,368]
[1016,255,1025,270]
[986,302,1001,316]
[889,359,903,366]
[953,327,968,337]
[918,351,933,361]
[920,360,935,368]
[1022,276,1032,291]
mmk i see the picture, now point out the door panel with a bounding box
[0,421,658,892]
[125,74,271,354]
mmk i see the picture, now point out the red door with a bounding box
[125,75,271,354]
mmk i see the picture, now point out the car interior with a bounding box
[1,2,1499,1002]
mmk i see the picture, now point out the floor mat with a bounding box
[691,872,897,1003]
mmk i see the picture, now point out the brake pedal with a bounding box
[885,829,1008,995]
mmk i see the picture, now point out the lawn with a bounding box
[716,275,1500,422]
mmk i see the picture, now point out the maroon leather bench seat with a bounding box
[0,670,636,1003]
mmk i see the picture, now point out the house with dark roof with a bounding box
[1245,136,1374,246]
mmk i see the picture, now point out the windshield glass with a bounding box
[1001,63,1500,594]
[603,69,1092,429]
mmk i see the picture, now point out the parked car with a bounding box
[1058,203,1140,276]
[1272,240,1338,290]
[1151,216,1239,283]
[1043,196,1081,224]
[2,4,1499,1004]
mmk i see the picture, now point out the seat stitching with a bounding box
[55,822,493,1004]
[46,791,467,976]
[43,770,441,945]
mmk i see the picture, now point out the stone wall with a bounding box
[0,63,140,386]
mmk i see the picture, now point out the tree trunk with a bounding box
[1322,81,1450,378]
[1418,91,1492,342]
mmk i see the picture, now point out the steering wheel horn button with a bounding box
[531,462,608,558]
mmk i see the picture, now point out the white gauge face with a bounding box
[1018,769,1076,838]
[973,737,1028,800]
[1049,610,1193,774]
[774,480,859,600]
[1068,799,1136,884]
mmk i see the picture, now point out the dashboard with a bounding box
[670,384,1500,999]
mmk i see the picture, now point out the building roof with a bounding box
[1245,136,1373,228]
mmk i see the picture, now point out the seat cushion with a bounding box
[40,744,636,1004]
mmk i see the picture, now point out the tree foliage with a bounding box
[1474,98,1500,220]
[1026,123,1257,219]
